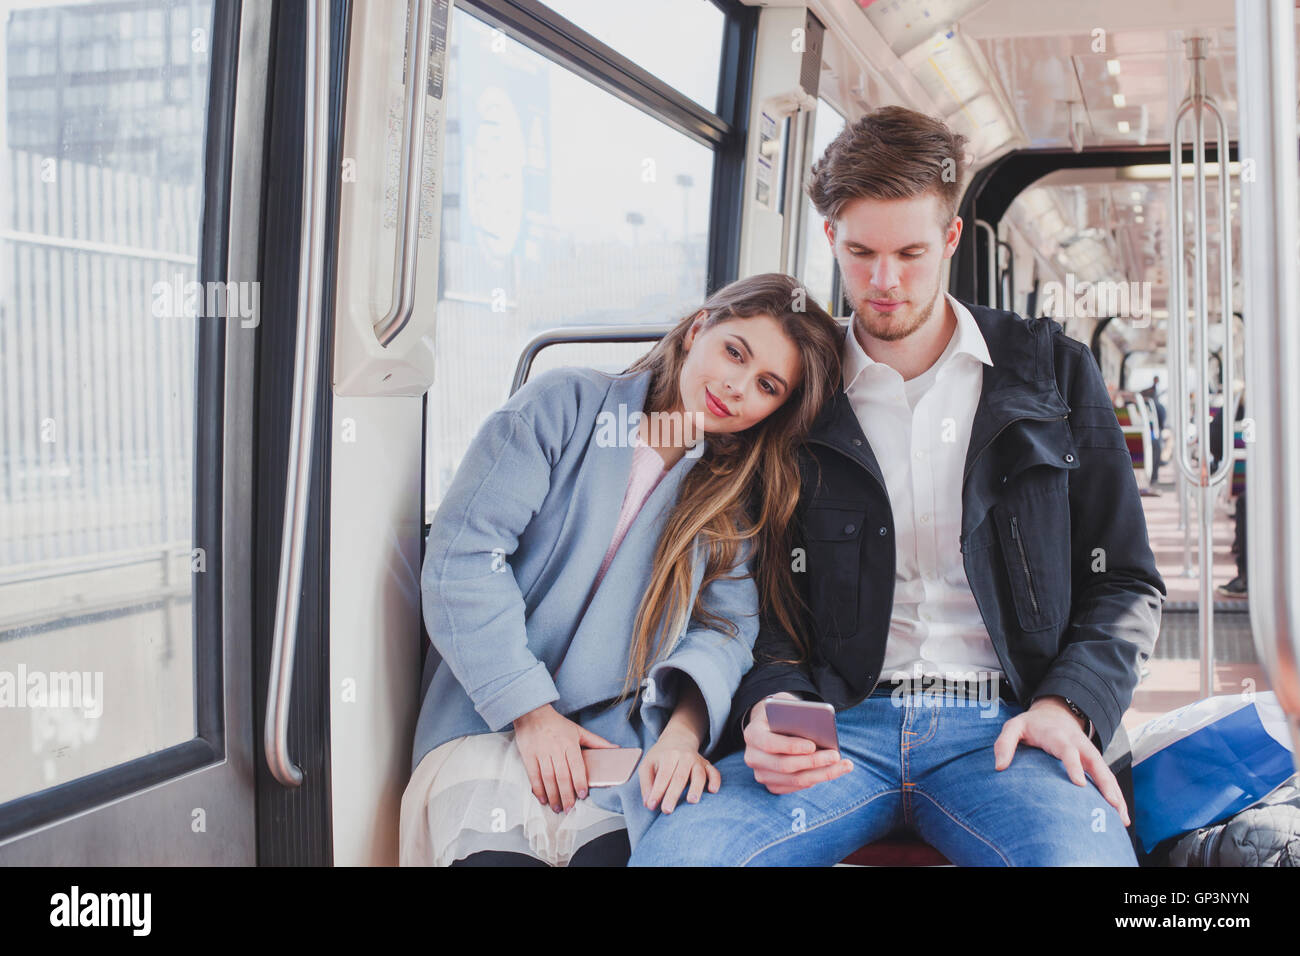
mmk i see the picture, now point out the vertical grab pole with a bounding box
[265,0,331,788]
[1205,98,1236,492]
[1188,37,1216,699]
[1171,36,1233,698]
[1169,101,1196,585]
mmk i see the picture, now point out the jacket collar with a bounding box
[808,300,1071,487]
[841,293,992,395]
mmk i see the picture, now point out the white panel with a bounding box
[333,0,450,396]
[329,395,424,866]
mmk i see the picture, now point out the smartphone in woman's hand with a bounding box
[583,747,642,787]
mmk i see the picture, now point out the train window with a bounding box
[541,0,726,111]
[425,8,716,516]
[799,97,846,313]
[0,0,215,804]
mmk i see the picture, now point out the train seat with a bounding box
[840,834,952,866]
[1114,403,1150,474]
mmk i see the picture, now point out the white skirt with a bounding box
[399,730,628,867]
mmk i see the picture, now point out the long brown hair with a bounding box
[614,273,842,705]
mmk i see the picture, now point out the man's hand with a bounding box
[993,696,1131,827]
[743,692,853,795]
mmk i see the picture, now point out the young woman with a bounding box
[400,273,842,866]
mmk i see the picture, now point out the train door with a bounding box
[0,0,268,863]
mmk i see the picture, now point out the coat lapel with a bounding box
[549,368,711,706]
[803,305,1077,540]
[960,307,1074,537]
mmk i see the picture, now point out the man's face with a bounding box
[825,193,962,343]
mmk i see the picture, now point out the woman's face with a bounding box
[677,312,804,435]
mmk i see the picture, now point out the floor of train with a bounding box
[1121,472,1257,733]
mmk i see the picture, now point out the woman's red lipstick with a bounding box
[705,388,732,417]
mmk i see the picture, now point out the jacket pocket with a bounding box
[994,482,1071,633]
[802,506,865,640]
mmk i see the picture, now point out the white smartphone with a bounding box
[583,747,642,787]
[764,697,839,752]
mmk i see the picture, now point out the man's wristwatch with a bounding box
[1062,697,1093,740]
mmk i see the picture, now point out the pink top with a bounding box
[552,436,671,685]
[579,435,669,618]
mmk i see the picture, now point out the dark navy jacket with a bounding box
[725,303,1167,757]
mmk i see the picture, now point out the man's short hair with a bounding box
[807,105,970,227]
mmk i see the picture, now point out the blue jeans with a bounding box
[628,687,1138,866]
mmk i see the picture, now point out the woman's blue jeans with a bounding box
[628,687,1138,866]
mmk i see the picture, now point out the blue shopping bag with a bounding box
[1131,694,1296,853]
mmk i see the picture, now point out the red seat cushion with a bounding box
[841,838,951,866]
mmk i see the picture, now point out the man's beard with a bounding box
[853,280,941,342]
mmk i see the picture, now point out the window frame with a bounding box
[454,0,756,293]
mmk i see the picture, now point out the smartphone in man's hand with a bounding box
[744,694,851,795]
[764,698,839,751]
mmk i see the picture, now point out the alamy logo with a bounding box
[151,274,260,327]
[1038,274,1151,322]
[593,403,706,459]
[887,670,1002,719]
[0,666,103,719]
[49,886,151,936]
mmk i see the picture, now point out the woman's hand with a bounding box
[513,704,616,813]
[639,726,721,814]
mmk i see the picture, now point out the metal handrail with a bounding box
[0,543,192,588]
[1168,36,1237,699]
[1169,99,1196,484]
[375,0,434,347]
[509,325,673,395]
[265,0,330,789]
[975,220,998,308]
[996,239,1015,312]
[1204,97,1235,488]
[507,316,860,394]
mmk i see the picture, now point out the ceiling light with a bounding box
[1112,93,1126,108]
[1135,215,1145,223]
[1107,59,1121,76]
[1117,120,1130,133]
[1122,161,1241,180]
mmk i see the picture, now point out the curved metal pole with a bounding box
[266,0,331,788]
[1171,36,1234,698]
[1169,99,1198,485]
[1205,97,1236,488]
[510,324,673,394]
[1188,38,1219,698]
[375,0,434,347]
[975,220,997,308]
[996,238,1015,312]
[780,108,809,276]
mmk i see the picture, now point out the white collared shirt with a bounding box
[842,292,1004,681]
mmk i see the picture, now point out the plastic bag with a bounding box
[1130,692,1297,853]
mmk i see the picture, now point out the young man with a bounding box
[628,106,1166,866]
